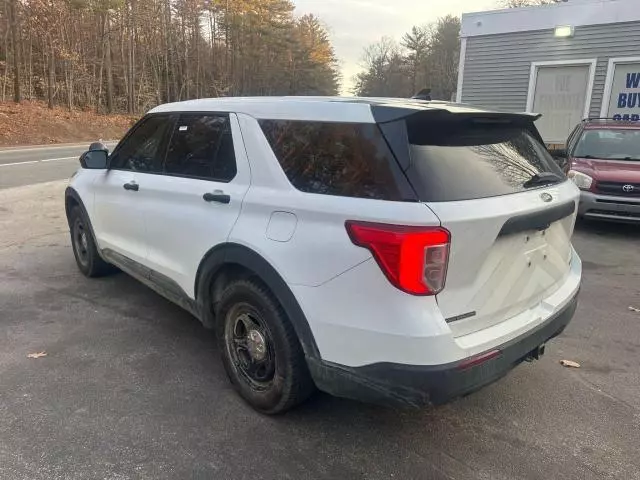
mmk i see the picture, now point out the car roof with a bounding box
[148,96,539,123]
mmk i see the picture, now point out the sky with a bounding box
[293,0,497,94]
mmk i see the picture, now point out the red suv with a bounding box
[558,118,640,223]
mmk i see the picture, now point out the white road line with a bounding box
[40,156,78,163]
[0,156,76,168]
[0,160,39,167]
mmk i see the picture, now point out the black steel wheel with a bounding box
[225,305,277,389]
[72,216,91,268]
[216,279,315,414]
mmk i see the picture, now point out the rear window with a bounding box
[259,120,406,200]
[405,120,564,202]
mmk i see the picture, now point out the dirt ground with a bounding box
[0,101,135,146]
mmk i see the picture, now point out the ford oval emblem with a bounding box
[540,193,553,203]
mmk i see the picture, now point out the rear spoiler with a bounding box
[371,104,542,124]
[376,107,547,171]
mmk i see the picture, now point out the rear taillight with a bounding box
[345,221,450,295]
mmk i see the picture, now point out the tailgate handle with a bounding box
[499,201,576,236]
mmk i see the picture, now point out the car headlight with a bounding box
[567,170,593,190]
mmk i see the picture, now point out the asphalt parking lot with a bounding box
[1,181,639,480]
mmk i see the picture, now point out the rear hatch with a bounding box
[385,111,579,337]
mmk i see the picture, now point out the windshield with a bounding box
[573,129,640,160]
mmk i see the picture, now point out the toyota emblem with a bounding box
[540,192,553,203]
[622,184,635,193]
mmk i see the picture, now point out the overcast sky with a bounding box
[293,0,498,93]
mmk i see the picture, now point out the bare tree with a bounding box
[354,15,461,100]
[8,0,19,102]
[0,0,340,113]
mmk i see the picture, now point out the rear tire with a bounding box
[216,279,315,414]
[68,206,114,278]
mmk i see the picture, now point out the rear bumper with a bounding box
[578,191,640,223]
[308,292,579,408]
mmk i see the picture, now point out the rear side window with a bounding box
[404,119,564,202]
[259,120,405,200]
[164,114,237,182]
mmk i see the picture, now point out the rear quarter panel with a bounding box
[231,113,442,287]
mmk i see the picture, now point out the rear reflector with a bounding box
[345,221,450,295]
[457,349,502,371]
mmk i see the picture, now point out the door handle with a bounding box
[123,181,139,191]
[203,191,230,204]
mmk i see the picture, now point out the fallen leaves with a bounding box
[0,100,135,146]
[560,359,580,368]
[629,306,640,313]
[27,351,47,359]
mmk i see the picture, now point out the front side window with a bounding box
[163,114,237,182]
[573,129,640,161]
[259,120,404,200]
[109,115,173,172]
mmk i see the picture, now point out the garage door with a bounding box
[604,61,640,121]
[531,65,590,143]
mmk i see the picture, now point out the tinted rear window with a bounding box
[405,120,563,202]
[259,120,407,200]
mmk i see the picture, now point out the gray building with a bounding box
[457,0,640,144]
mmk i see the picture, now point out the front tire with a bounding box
[68,206,113,277]
[216,279,315,414]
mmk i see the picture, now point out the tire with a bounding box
[216,279,315,414]
[68,206,114,278]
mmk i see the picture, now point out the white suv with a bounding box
[65,97,582,413]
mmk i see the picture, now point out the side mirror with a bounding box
[79,149,108,169]
[548,148,567,158]
[89,141,108,152]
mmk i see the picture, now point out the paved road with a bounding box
[0,180,639,479]
[0,142,118,190]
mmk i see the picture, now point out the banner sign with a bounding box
[608,63,640,121]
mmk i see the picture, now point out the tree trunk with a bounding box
[120,8,129,109]
[2,0,9,102]
[225,0,230,90]
[105,13,113,113]
[96,14,105,113]
[8,0,21,103]
[128,0,136,113]
[165,0,178,101]
[47,39,54,109]
[182,14,188,99]
[27,22,32,99]
[65,62,72,111]
[163,0,171,101]
[195,19,200,98]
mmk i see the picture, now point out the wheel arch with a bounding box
[195,243,320,360]
[66,186,104,249]
[65,186,83,226]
